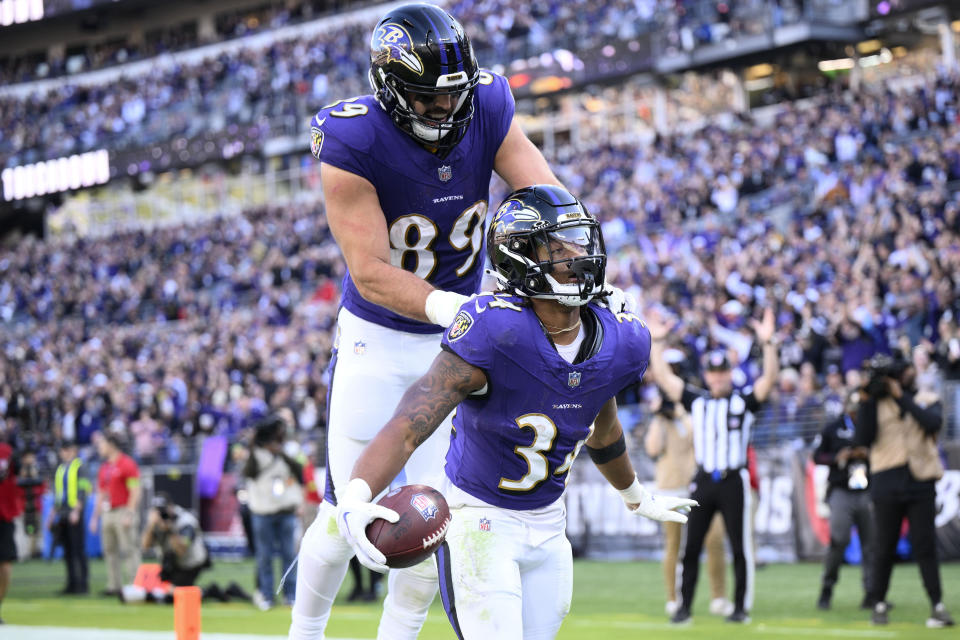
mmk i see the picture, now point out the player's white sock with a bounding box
[288,503,354,640]
[376,557,439,640]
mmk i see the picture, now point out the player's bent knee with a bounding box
[387,557,439,610]
[377,561,440,640]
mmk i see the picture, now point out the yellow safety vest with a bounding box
[54,458,88,509]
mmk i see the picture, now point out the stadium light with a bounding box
[817,58,856,72]
[1,150,109,202]
[0,0,43,26]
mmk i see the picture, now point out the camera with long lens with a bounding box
[862,353,908,398]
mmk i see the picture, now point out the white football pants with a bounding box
[289,307,451,640]
[436,505,573,640]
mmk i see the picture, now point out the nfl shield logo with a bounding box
[410,493,438,521]
[353,340,366,356]
[438,165,453,182]
[479,518,491,532]
[567,371,582,388]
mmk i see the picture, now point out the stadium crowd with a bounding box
[0,0,822,170]
[3,69,960,471]
[0,1,810,88]
[0,202,341,467]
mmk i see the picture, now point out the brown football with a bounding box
[365,484,451,568]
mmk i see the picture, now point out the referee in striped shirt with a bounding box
[647,308,779,624]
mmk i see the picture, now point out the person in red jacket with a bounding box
[0,436,24,624]
[90,432,141,596]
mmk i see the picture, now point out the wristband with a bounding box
[618,476,645,504]
[424,290,469,327]
[342,477,373,503]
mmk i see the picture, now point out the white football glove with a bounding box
[424,290,471,327]
[600,284,638,314]
[336,478,399,573]
[619,477,698,524]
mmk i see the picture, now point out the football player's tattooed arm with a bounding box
[494,118,562,190]
[322,163,436,322]
[645,314,684,402]
[586,397,637,492]
[351,350,487,496]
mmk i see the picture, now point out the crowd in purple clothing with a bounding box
[3,1,960,468]
[0,0,822,171]
[2,1,794,87]
[569,74,960,442]
[0,0,362,85]
[0,202,342,466]
[3,72,960,462]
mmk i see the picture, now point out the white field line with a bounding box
[567,618,900,637]
[0,627,371,640]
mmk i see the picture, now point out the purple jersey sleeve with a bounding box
[475,70,515,159]
[616,311,652,386]
[440,296,497,371]
[310,105,377,184]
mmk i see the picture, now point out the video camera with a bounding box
[862,352,909,398]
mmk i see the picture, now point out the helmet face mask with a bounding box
[489,186,606,307]
[369,4,479,153]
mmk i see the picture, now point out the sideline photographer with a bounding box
[243,413,302,609]
[855,353,954,627]
[812,392,873,611]
[121,493,210,603]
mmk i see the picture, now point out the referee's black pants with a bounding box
[868,467,942,606]
[680,468,753,614]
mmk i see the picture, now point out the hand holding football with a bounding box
[365,484,451,568]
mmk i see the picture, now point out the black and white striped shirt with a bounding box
[681,384,763,472]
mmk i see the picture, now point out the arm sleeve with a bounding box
[242,453,259,479]
[282,455,304,485]
[124,457,141,483]
[743,388,763,412]
[680,384,706,413]
[855,398,878,447]
[311,111,377,184]
[441,302,494,370]
[898,395,943,434]
[812,424,836,465]
[78,466,91,503]
[481,71,516,155]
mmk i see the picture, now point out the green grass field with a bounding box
[5,558,959,638]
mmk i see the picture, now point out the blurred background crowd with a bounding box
[0,0,959,554]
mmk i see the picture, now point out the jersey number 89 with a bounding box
[389,201,487,280]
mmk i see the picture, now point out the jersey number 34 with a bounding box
[499,413,593,493]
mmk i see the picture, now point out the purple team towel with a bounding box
[197,435,228,499]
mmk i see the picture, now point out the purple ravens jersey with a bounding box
[440,293,652,510]
[310,71,515,334]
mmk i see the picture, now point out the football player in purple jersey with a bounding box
[338,185,697,640]
[290,4,567,639]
